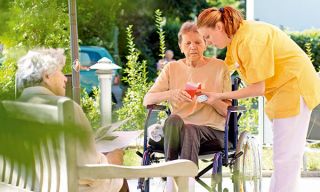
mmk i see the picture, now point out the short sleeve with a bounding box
[237,38,275,84]
[148,63,170,93]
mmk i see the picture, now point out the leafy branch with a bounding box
[305,42,314,64]
[155,9,166,59]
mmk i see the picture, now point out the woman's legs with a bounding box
[163,114,184,161]
[163,115,222,192]
[270,97,311,192]
[163,114,223,165]
[180,124,224,165]
[163,115,188,192]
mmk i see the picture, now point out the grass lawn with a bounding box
[124,146,320,171]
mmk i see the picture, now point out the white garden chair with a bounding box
[0,98,197,192]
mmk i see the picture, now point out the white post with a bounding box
[90,57,121,128]
[259,97,273,145]
[303,151,308,171]
[97,71,113,126]
[246,0,255,20]
[258,96,264,144]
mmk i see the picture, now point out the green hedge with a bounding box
[289,30,320,71]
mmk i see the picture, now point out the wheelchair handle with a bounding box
[227,106,246,112]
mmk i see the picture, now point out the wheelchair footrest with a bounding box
[150,153,165,163]
[136,151,143,158]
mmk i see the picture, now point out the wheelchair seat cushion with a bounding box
[198,139,224,155]
[148,138,228,155]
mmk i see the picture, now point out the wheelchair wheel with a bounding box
[233,131,262,192]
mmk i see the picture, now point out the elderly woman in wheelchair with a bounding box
[142,21,261,192]
[144,20,231,165]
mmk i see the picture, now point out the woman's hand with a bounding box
[169,89,192,103]
[201,91,223,105]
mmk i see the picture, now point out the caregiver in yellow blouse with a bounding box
[197,6,320,192]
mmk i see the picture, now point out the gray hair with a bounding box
[178,21,199,44]
[16,48,66,90]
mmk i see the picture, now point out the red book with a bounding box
[185,82,201,98]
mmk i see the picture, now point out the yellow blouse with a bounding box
[226,20,320,119]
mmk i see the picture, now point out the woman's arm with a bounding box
[204,81,265,105]
[222,81,265,99]
[143,91,171,106]
[143,89,192,106]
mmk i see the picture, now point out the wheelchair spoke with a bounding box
[233,131,262,192]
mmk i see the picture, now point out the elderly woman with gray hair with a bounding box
[16,48,127,192]
[144,21,231,191]
[16,48,67,97]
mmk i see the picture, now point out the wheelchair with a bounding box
[307,104,320,142]
[137,77,262,192]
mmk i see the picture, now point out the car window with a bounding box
[79,52,91,67]
[80,51,102,66]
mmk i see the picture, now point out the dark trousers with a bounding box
[163,114,224,165]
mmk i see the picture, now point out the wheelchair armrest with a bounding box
[227,106,246,113]
[146,104,167,111]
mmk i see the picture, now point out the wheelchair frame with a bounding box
[137,77,262,192]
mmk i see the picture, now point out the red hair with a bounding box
[197,6,243,37]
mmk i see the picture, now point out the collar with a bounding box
[20,86,56,98]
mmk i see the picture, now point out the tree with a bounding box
[0,0,11,36]
[115,0,244,80]
[0,0,70,99]
[77,0,123,51]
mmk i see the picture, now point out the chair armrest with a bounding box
[227,106,246,113]
[78,159,198,180]
[146,104,167,111]
[0,183,33,192]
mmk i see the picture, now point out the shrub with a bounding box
[288,30,320,71]
[80,87,101,129]
[0,57,16,100]
[116,25,152,130]
[238,97,259,134]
